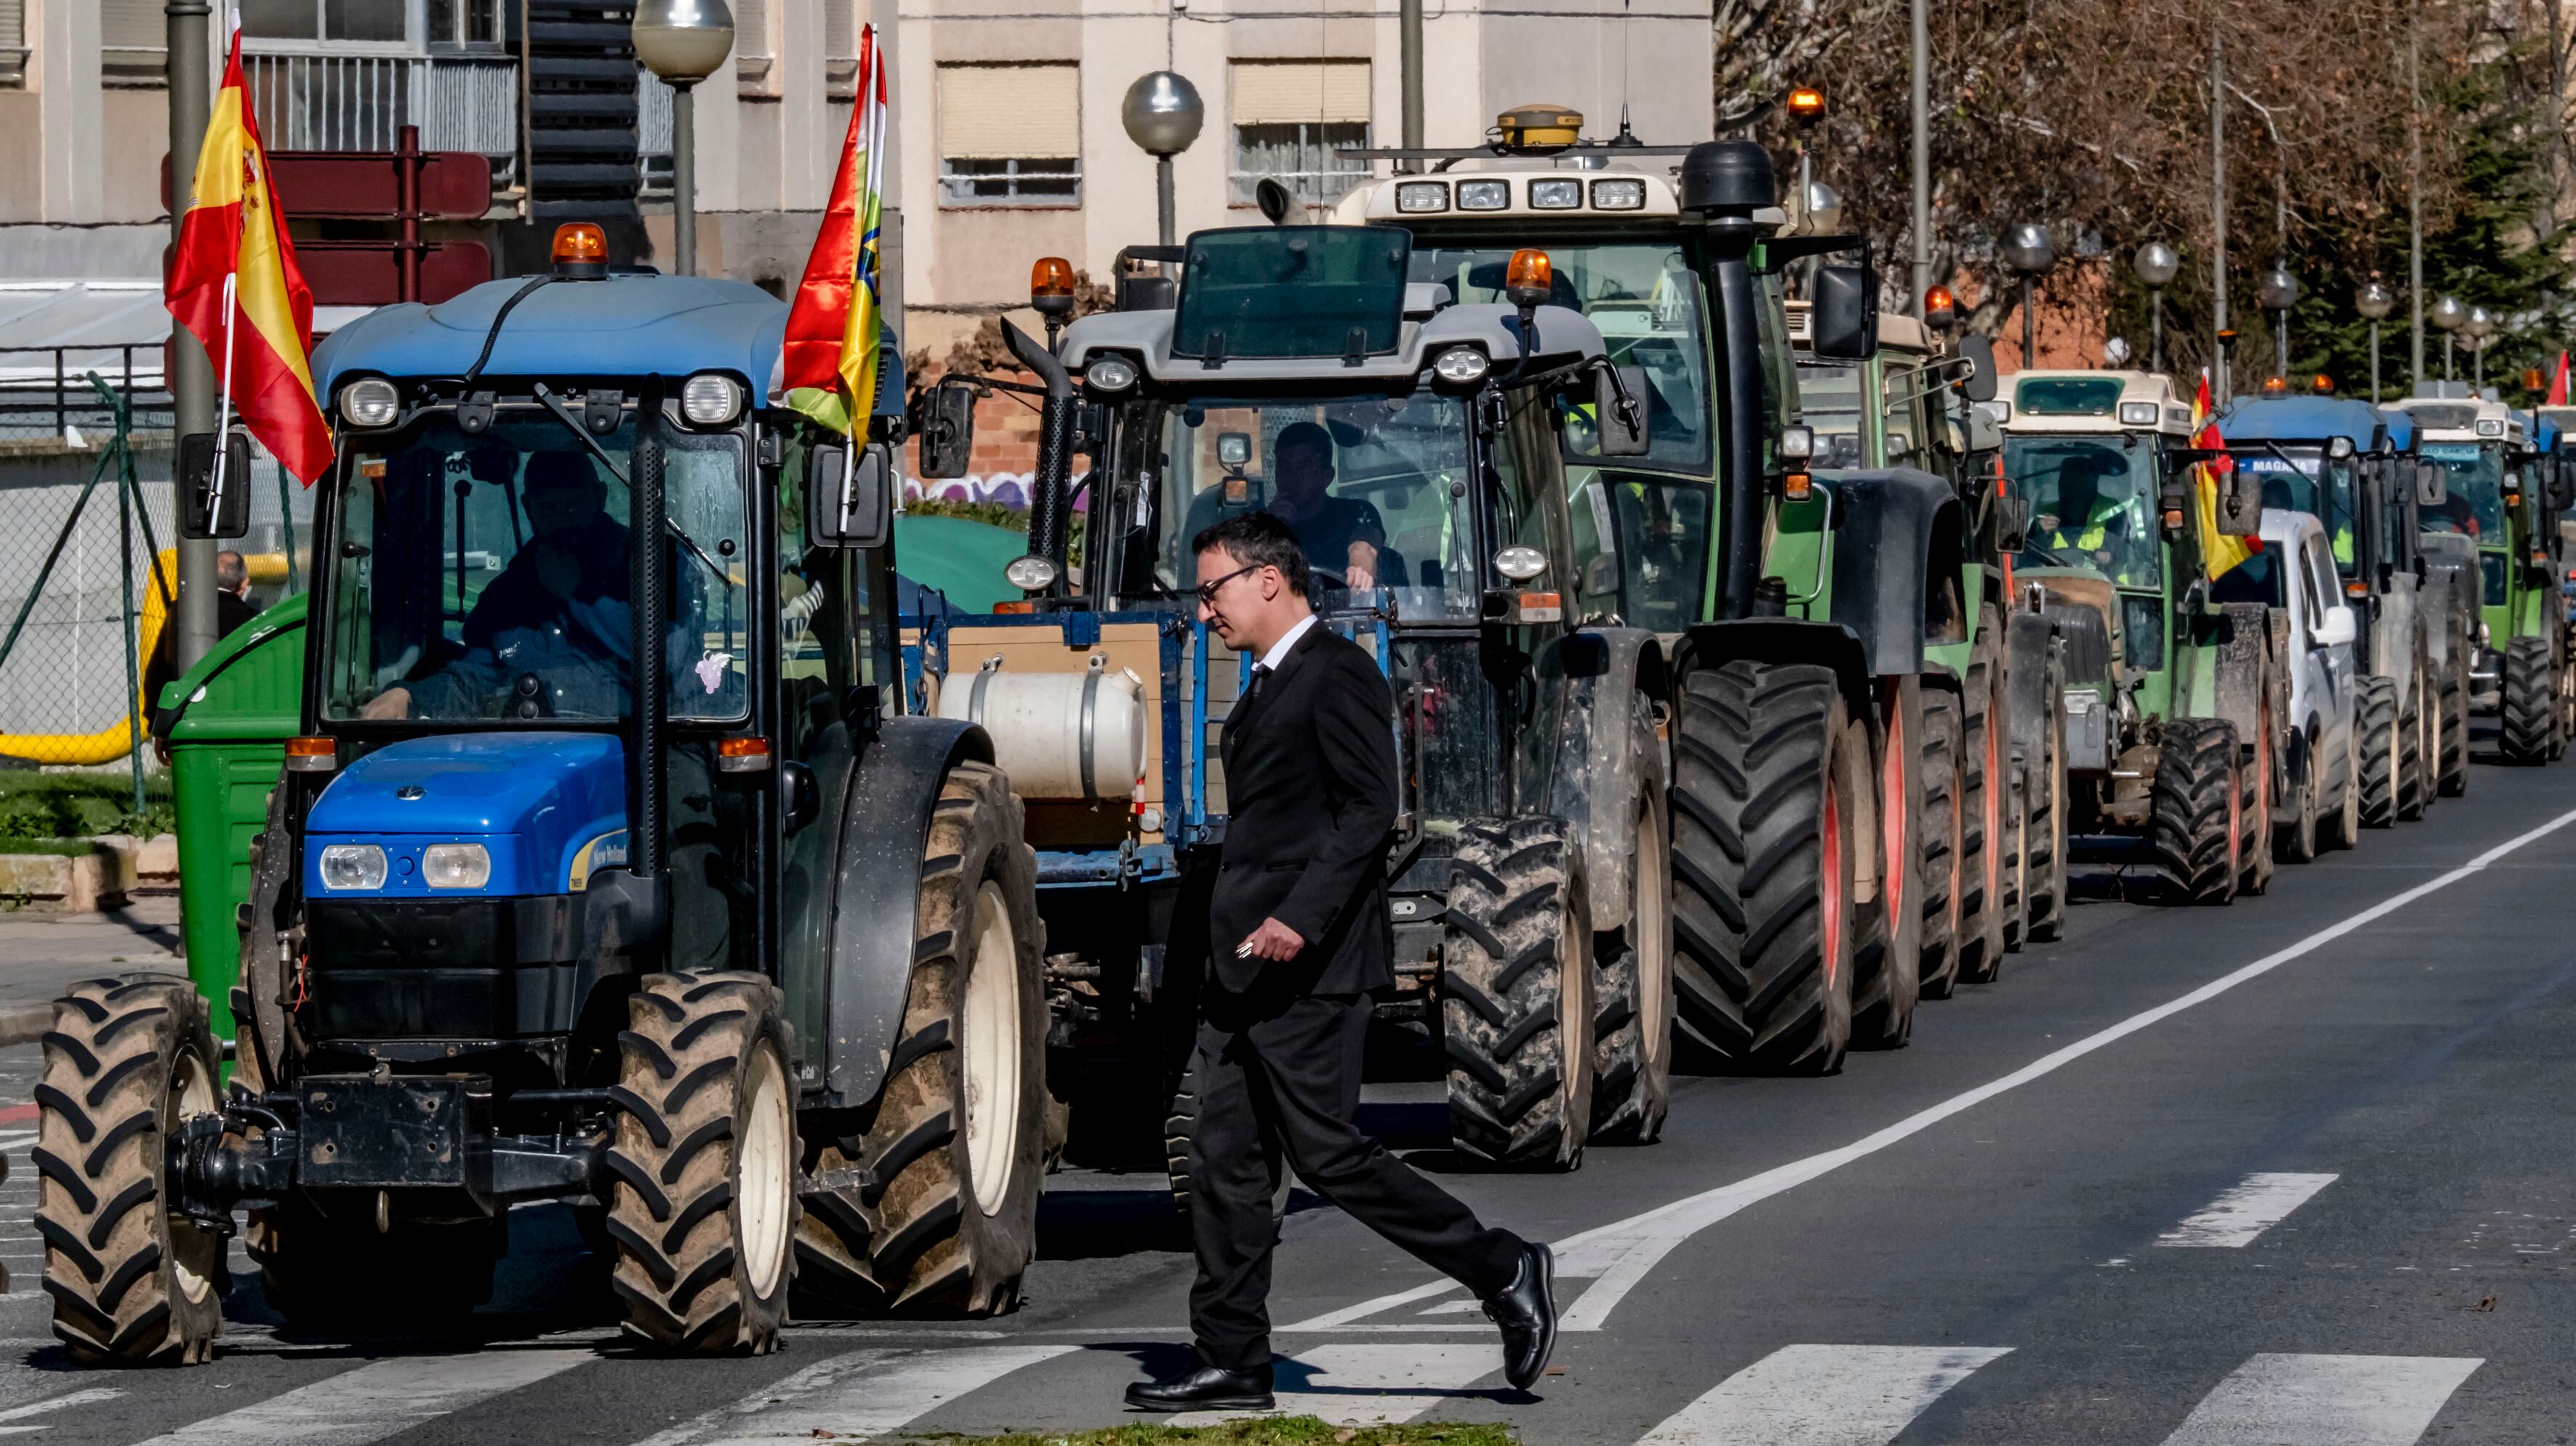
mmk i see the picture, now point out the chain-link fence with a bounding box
[0,351,311,776]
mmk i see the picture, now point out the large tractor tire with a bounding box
[2439,651,2471,795]
[1590,746,1675,1144]
[608,971,798,1353]
[2553,645,2574,760]
[1444,816,1594,1170]
[2238,687,2278,899]
[2413,647,2440,811]
[1916,687,1964,1000]
[2396,674,2429,820]
[1955,616,2009,984]
[1671,660,1858,1075]
[2319,724,2363,851]
[2151,718,2241,906]
[797,762,1046,1318]
[1853,680,1924,1051]
[34,978,225,1365]
[2023,646,2069,944]
[2355,675,2400,825]
[2501,635,2555,765]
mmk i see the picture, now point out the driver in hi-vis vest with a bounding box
[2037,457,2146,583]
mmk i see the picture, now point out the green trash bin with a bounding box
[160,593,306,1044]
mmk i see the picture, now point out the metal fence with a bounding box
[242,51,521,188]
[0,358,310,771]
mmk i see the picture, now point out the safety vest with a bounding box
[2050,495,2129,553]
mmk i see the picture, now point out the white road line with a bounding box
[1636,1344,2010,1445]
[0,1387,122,1434]
[127,1348,592,1446]
[1161,1344,1498,1429]
[1291,803,2576,1333]
[2158,1173,2340,1247]
[631,1344,1075,1445]
[2159,1354,2482,1445]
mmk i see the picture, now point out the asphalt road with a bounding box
[0,740,2569,1443]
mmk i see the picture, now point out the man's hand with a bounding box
[359,687,412,720]
[1345,539,1379,591]
[1237,917,1305,963]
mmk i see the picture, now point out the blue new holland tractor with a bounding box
[34,225,1050,1364]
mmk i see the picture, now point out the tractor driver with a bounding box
[2036,452,2147,583]
[362,449,639,720]
[1187,420,1398,591]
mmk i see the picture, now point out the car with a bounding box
[2227,508,2363,858]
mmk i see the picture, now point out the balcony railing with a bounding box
[241,52,519,174]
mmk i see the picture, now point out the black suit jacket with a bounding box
[1206,620,1398,997]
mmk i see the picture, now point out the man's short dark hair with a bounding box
[526,450,599,494]
[214,550,247,593]
[1275,420,1333,463]
[1192,509,1311,598]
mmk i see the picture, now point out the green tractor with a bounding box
[1999,370,2287,904]
[1331,114,2003,1065]
[64,231,1052,1366]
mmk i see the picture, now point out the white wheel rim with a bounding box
[1558,905,1584,1120]
[963,880,1023,1217]
[1636,804,1669,1069]
[166,1050,219,1306]
[737,1043,793,1298]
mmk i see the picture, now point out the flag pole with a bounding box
[209,271,238,523]
[169,0,220,674]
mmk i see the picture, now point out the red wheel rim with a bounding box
[2227,757,2242,875]
[1983,704,2002,905]
[1821,772,1845,987]
[1881,705,1906,929]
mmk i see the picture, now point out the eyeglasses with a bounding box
[1195,562,1264,606]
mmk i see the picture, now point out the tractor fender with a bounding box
[1525,628,1666,933]
[814,715,998,1109]
[2374,579,2420,696]
[1677,616,1875,726]
[2005,611,2063,766]
[1827,467,1970,675]
[2207,601,2287,761]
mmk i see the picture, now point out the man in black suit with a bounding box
[1125,510,1557,1413]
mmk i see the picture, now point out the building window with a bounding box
[939,64,1080,208]
[732,0,777,92]
[237,0,405,43]
[824,0,859,99]
[1229,61,1370,206]
[0,0,24,87]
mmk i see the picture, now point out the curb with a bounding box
[0,1003,50,1048]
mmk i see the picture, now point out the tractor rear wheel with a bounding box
[2501,636,2554,765]
[609,971,798,1353]
[1444,816,1593,1169]
[2024,646,2069,943]
[1590,769,1674,1144]
[2151,718,2240,905]
[1853,680,1923,1051]
[1671,661,1858,1074]
[2239,689,2277,898]
[35,977,223,1365]
[2439,655,2470,795]
[2355,675,2400,824]
[1956,619,2008,984]
[796,762,1045,1318]
[2396,677,2429,820]
[1916,687,1964,1000]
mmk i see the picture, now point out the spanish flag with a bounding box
[166,31,332,484]
[2191,370,2260,581]
[779,23,888,435]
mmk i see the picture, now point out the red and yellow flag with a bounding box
[165,32,332,484]
[2190,371,2260,580]
[2548,351,2569,407]
[779,23,888,435]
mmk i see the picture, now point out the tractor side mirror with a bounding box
[2314,605,2359,648]
[912,383,977,480]
[1596,364,1653,457]
[2214,466,2262,537]
[2549,461,2576,510]
[1809,262,1879,361]
[1957,334,1999,403]
[2416,461,2447,507]
[177,431,254,541]
[807,441,894,550]
[1992,493,2031,553]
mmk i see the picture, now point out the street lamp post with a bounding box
[2432,294,2466,385]
[2356,278,2396,401]
[1123,71,1206,252]
[2258,264,2298,382]
[2004,223,2055,367]
[1909,0,1931,311]
[2465,305,2495,393]
[633,0,736,278]
[2134,242,2179,373]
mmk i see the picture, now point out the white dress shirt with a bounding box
[1256,613,1319,675]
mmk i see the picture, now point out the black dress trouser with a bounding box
[1185,989,1525,1370]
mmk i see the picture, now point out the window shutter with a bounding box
[103,0,167,51]
[1231,62,1368,126]
[0,0,22,50]
[825,0,854,60]
[939,64,1079,160]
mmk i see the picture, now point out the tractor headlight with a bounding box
[1005,555,1060,593]
[422,843,492,890]
[2117,401,2159,426]
[1395,181,1449,213]
[337,377,400,429]
[2476,418,2505,438]
[1084,355,1139,394]
[1590,178,1648,210]
[1528,178,1583,210]
[319,843,388,891]
[681,373,744,426]
[1456,180,1510,211]
[1431,346,1490,386]
[1493,545,1549,582]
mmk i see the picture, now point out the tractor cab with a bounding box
[2389,393,2527,635]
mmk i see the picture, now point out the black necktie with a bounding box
[1245,662,1272,708]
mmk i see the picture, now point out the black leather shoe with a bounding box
[1124,1365,1275,1413]
[1483,1241,1557,1391]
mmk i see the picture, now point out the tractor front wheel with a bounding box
[1956,618,2009,984]
[2439,653,2471,795]
[1590,757,1675,1144]
[2023,646,2069,943]
[1444,816,1594,1169]
[2355,676,2400,824]
[2152,719,2241,906]
[1916,687,1964,1000]
[2501,636,2555,765]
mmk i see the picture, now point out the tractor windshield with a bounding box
[2244,452,2359,571]
[2420,443,2505,540]
[324,411,750,723]
[1150,393,1482,620]
[1792,363,1871,470]
[2004,435,2163,589]
[1409,240,1712,472]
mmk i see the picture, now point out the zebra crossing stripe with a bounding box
[2158,1173,2340,1247]
[126,1348,591,1446]
[2159,1354,2481,1446]
[1636,1344,2011,1445]
[634,1343,1078,1445]
[1159,1344,1499,1429]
